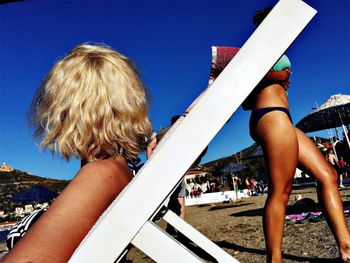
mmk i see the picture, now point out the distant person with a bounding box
[200,178,210,194]
[326,149,344,188]
[245,177,252,196]
[233,177,239,199]
[2,44,152,262]
[192,181,202,197]
[339,156,348,179]
[250,178,258,196]
[147,115,188,225]
[147,115,207,237]
[189,179,197,197]
[210,182,217,192]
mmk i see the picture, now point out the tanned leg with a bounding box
[177,197,186,220]
[340,173,344,188]
[295,128,350,262]
[252,111,298,263]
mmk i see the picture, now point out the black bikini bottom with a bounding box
[249,107,292,131]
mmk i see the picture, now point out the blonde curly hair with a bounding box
[29,44,152,162]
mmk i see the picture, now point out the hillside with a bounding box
[0,169,70,212]
[202,143,265,180]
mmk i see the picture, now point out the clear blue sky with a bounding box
[1,0,349,180]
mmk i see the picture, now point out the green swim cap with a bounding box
[273,54,291,71]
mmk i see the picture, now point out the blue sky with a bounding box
[1,0,349,180]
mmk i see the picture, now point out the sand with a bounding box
[127,186,350,263]
[1,186,349,262]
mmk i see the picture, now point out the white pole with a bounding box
[342,124,350,151]
[338,109,350,151]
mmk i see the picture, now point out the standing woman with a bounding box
[326,148,344,188]
[247,8,350,263]
[2,44,152,262]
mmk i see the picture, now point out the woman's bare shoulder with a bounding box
[76,157,133,191]
[1,157,133,262]
[81,157,129,175]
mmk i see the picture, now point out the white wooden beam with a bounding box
[132,221,204,263]
[163,209,239,263]
[69,0,316,262]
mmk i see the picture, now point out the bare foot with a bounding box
[340,242,350,262]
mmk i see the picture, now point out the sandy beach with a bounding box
[1,185,349,262]
[127,185,350,263]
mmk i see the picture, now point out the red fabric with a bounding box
[339,159,346,169]
[185,46,240,115]
[209,46,240,83]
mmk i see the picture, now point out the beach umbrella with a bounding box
[215,163,246,188]
[216,162,246,174]
[10,185,57,203]
[296,94,350,150]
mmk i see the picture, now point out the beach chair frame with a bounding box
[69,0,317,262]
